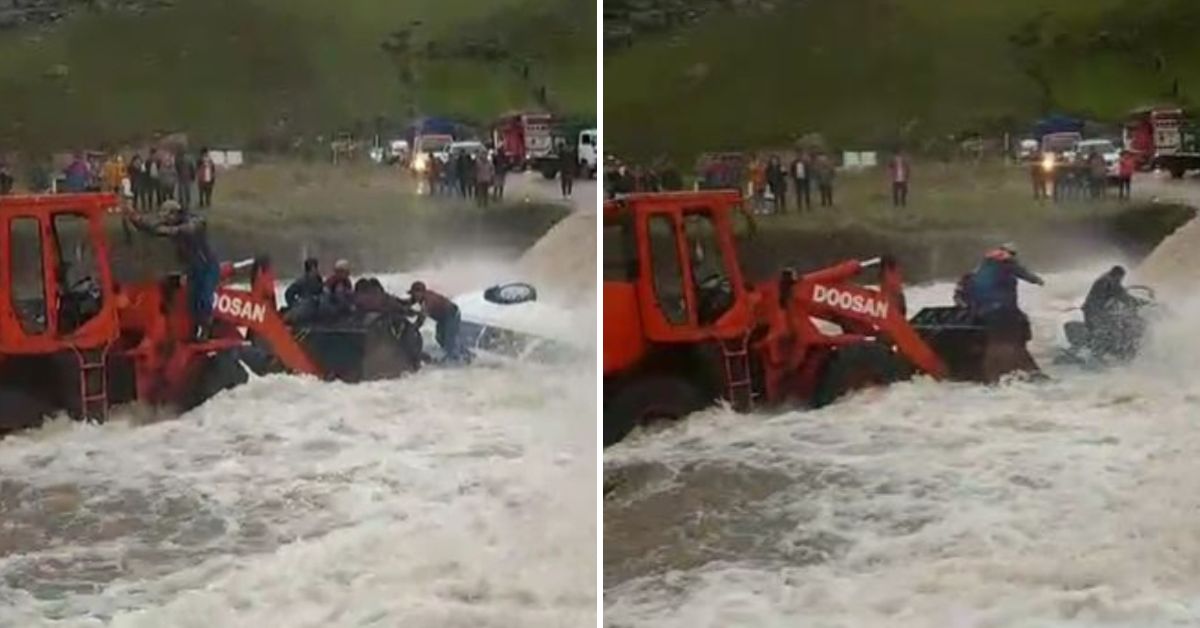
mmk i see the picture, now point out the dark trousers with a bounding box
[494,174,506,199]
[562,174,575,196]
[1118,176,1131,199]
[476,182,491,206]
[892,181,908,207]
[188,261,220,333]
[178,181,193,209]
[436,310,464,359]
[199,181,214,207]
[136,185,154,210]
[819,183,834,207]
[793,178,811,210]
[769,182,786,212]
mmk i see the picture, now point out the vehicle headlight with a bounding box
[413,154,428,172]
[1042,155,1055,172]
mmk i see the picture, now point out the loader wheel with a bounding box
[812,344,911,409]
[0,388,53,435]
[604,376,708,447]
[183,352,249,412]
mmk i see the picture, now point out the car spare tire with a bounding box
[484,282,538,305]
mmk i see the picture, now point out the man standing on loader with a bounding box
[284,258,324,309]
[966,243,1044,340]
[126,199,219,341]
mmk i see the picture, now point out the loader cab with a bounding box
[0,194,120,355]
[604,191,754,363]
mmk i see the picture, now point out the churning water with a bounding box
[605,247,1200,627]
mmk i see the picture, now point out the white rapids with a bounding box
[0,262,596,628]
[604,260,1200,628]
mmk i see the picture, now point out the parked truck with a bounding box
[1125,107,1200,178]
[533,124,598,180]
[492,111,555,171]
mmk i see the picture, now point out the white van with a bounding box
[578,129,597,178]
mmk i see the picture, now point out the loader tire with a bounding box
[604,376,708,447]
[0,388,53,435]
[183,352,249,412]
[812,343,911,409]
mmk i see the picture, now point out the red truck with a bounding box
[492,112,555,170]
[1124,107,1200,178]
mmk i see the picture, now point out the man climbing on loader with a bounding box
[125,199,219,341]
[285,257,324,309]
[409,280,470,364]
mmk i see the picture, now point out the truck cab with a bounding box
[579,129,598,178]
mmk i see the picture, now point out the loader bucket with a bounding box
[295,315,422,383]
[909,306,1041,383]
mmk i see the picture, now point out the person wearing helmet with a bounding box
[409,281,467,362]
[966,243,1044,341]
[125,199,218,340]
[967,243,1044,313]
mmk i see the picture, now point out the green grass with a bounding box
[0,0,595,152]
[605,0,1200,163]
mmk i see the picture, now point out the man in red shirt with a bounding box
[1118,151,1136,200]
[410,281,469,363]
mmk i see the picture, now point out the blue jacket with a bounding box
[968,251,1042,312]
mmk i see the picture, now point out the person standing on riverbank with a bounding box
[1118,151,1135,200]
[791,152,812,211]
[493,151,508,200]
[766,156,787,213]
[475,152,495,206]
[815,153,836,207]
[889,150,911,208]
[197,149,217,208]
[176,150,196,209]
[560,145,577,198]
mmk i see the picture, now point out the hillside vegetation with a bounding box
[605,0,1200,162]
[0,0,595,152]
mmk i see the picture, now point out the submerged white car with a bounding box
[453,283,587,363]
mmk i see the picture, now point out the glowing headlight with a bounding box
[1041,154,1055,172]
[413,153,429,173]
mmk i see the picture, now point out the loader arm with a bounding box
[212,285,322,377]
[791,258,948,379]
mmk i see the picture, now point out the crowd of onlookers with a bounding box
[1030,149,1137,202]
[424,144,583,206]
[425,149,508,207]
[606,150,915,212]
[0,147,219,210]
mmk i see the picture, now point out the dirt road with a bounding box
[1132,171,1200,206]
[503,170,597,212]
